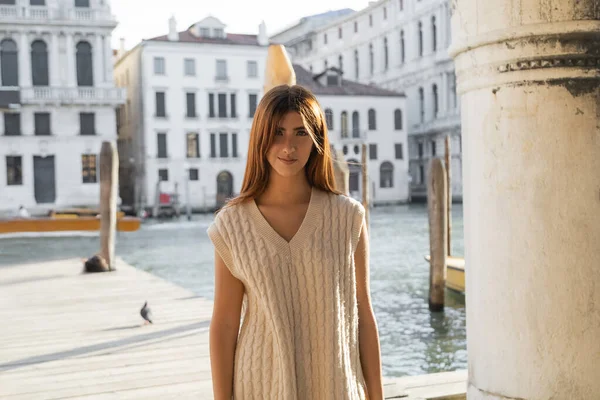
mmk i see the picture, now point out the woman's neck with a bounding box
[258,171,312,206]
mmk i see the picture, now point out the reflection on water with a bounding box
[0,203,466,377]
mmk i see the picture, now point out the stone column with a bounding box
[94,34,103,87]
[19,32,31,88]
[104,35,114,85]
[49,32,59,87]
[66,33,76,87]
[450,1,600,399]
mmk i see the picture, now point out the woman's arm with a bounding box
[210,250,245,400]
[355,219,384,400]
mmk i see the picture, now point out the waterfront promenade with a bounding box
[0,258,465,399]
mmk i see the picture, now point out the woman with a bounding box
[208,85,383,399]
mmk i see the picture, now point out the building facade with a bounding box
[271,0,462,201]
[114,16,269,212]
[0,0,124,214]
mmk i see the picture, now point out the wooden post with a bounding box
[99,141,118,271]
[263,44,296,93]
[444,136,452,256]
[427,158,447,312]
[361,143,369,226]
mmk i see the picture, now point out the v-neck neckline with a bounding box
[249,186,320,250]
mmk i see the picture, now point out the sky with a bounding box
[110,0,372,49]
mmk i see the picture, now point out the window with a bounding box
[354,49,359,79]
[232,133,238,158]
[200,27,210,37]
[341,111,348,138]
[368,109,376,130]
[354,21,358,33]
[380,161,394,188]
[394,109,403,130]
[218,93,227,118]
[81,154,97,183]
[369,43,374,75]
[210,133,216,158]
[352,111,360,138]
[157,133,167,158]
[216,59,227,79]
[324,33,328,45]
[76,41,93,86]
[419,165,424,184]
[450,72,457,109]
[30,0,45,4]
[219,133,228,157]
[1,39,18,86]
[432,140,437,156]
[343,145,348,155]
[369,14,373,27]
[338,27,342,39]
[31,40,48,86]
[433,84,439,117]
[155,91,166,117]
[154,57,165,75]
[383,7,387,19]
[432,16,437,52]
[75,0,90,6]
[186,132,199,158]
[395,143,403,159]
[6,156,22,185]
[214,28,224,38]
[158,169,168,181]
[383,37,389,70]
[324,60,328,70]
[79,112,94,135]
[247,61,258,78]
[34,112,50,135]
[186,93,196,118]
[189,168,199,181]
[230,93,237,118]
[369,144,377,160]
[208,93,215,118]
[4,113,21,136]
[418,87,425,122]
[325,109,333,130]
[400,31,405,64]
[418,142,424,158]
[184,58,195,76]
[418,22,423,57]
[338,54,343,72]
[399,0,403,10]
[249,93,258,117]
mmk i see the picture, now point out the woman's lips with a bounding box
[278,157,297,165]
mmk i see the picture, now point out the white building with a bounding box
[0,0,125,214]
[114,16,269,212]
[294,64,409,204]
[271,0,462,201]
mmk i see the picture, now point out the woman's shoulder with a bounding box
[321,190,365,217]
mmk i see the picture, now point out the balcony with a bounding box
[214,75,230,83]
[337,129,367,144]
[20,87,126,106]
[0,5,116,23]
[411,110,461,136]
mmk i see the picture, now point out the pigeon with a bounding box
[140,301,153,325]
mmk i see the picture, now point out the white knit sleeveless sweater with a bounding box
[207,187,367,400]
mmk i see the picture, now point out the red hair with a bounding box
[225,85,340,209]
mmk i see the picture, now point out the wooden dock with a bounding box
[0,258,466,399]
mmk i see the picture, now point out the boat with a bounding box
[0,209,141,235]
[424,255,465,293]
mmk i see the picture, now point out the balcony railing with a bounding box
[20,87,126,106]
[337,129,367,143]
[0,5,115,22]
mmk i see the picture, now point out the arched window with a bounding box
[380,161,394,188]
[418,21,423,57]
[1,39,18,86]
[418,87,424,122]
[383,37,388,70]
[400,30,405,64]
[325,108,333,130]
[431,16,437,52]
[31,40,49,86]
[432,84,438,117]
[352,111,360,138]
[341,111,348,138]
[76,41,93,87]
[354,49,359,79]
[369,43,374,75]
[338,54,343,73]
[368,109,376,130]
[394,109,403,130]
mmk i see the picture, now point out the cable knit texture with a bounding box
[207,187,367,400]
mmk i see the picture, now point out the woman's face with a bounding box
[267,111,315,179]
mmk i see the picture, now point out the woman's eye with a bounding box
[297,130,308,136]
[275,130,283,136]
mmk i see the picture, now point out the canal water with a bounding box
[0,203,466,378]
